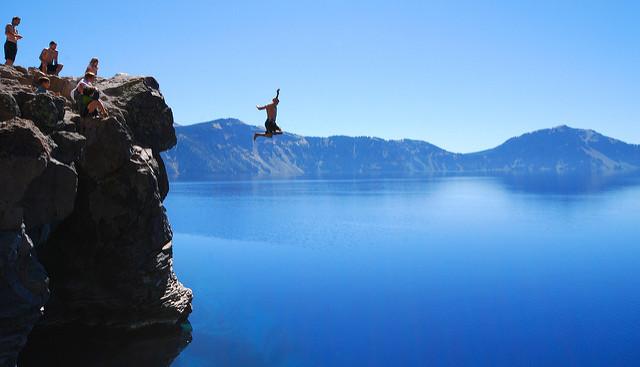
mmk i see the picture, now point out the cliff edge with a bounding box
[0,65,192,366]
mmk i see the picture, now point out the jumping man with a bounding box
[254,89,283,141]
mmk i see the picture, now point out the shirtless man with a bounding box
[253,89,283,141]
[39,41,64,75]
[4,17,22,66]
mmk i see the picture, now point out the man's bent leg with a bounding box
[87,101,99,115]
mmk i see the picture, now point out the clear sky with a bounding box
[4,0,639,152]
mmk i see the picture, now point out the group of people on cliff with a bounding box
[7,16,286,134]
[5,16,107,118]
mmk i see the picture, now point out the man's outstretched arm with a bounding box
[256,104,267,110]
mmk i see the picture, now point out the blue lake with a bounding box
[168,176,640,366]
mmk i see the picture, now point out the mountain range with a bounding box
[161,119,640,180]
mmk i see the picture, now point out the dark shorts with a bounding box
[46,64,57,74]
[4,41,17,62]
[265,119,280,134]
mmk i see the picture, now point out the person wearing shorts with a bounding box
[71,72,96,112]
[254,89,283,141]
[39,41,64,75]
[265,118,281,134]
[4,17,22,65]
[79,86,108,118]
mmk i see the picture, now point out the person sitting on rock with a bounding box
[39,41,63,76]
[86,57,99,75]
[253,89,283,141]
[4,16,22,66]
[35,77,50,94]
[79,86,108,118]
[71,71,96,109]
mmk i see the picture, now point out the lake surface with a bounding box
[167,176,640,367]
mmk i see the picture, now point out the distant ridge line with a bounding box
[162,119,640,180]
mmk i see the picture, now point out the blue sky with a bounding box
[4,0,639,152]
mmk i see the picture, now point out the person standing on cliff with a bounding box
[253,89,283,141]
[4,17,22,66]
[39,41,64,75]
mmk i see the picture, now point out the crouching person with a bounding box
[79,86,108,118]
[39,41,63,75]
[72,72,101,116]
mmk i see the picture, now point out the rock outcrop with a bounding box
[0,65,192,366]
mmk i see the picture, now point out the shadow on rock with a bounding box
[17,322,192,367]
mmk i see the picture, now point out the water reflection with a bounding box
[18,323,192,367]
[172,331,293,367]
[163,176,640,366]
[495,172,640,195]
[171,172,640,198]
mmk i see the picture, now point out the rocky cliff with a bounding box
[0,65,192,366]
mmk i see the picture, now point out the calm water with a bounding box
[163,176,640,366]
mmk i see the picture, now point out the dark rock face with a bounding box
[21,159,78,229]
[0,118,50,230]
[0,64,191,365]
[50,131,86,164]
[77,117,134,180]
[102,76,177,152]
[0,118,52,367]
[0,228,49,367]
[0,93,20,122]
[152,151,170,201]
[21,94,66,132]
[38,146,191,329]
[18,324,192,367]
